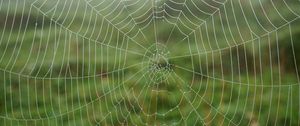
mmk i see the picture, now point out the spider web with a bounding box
[0,0,300,125]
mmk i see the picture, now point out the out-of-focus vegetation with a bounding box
[0,0,300,125]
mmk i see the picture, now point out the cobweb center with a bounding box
[143,43,172,84]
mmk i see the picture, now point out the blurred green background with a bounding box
[0,0,300,125]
